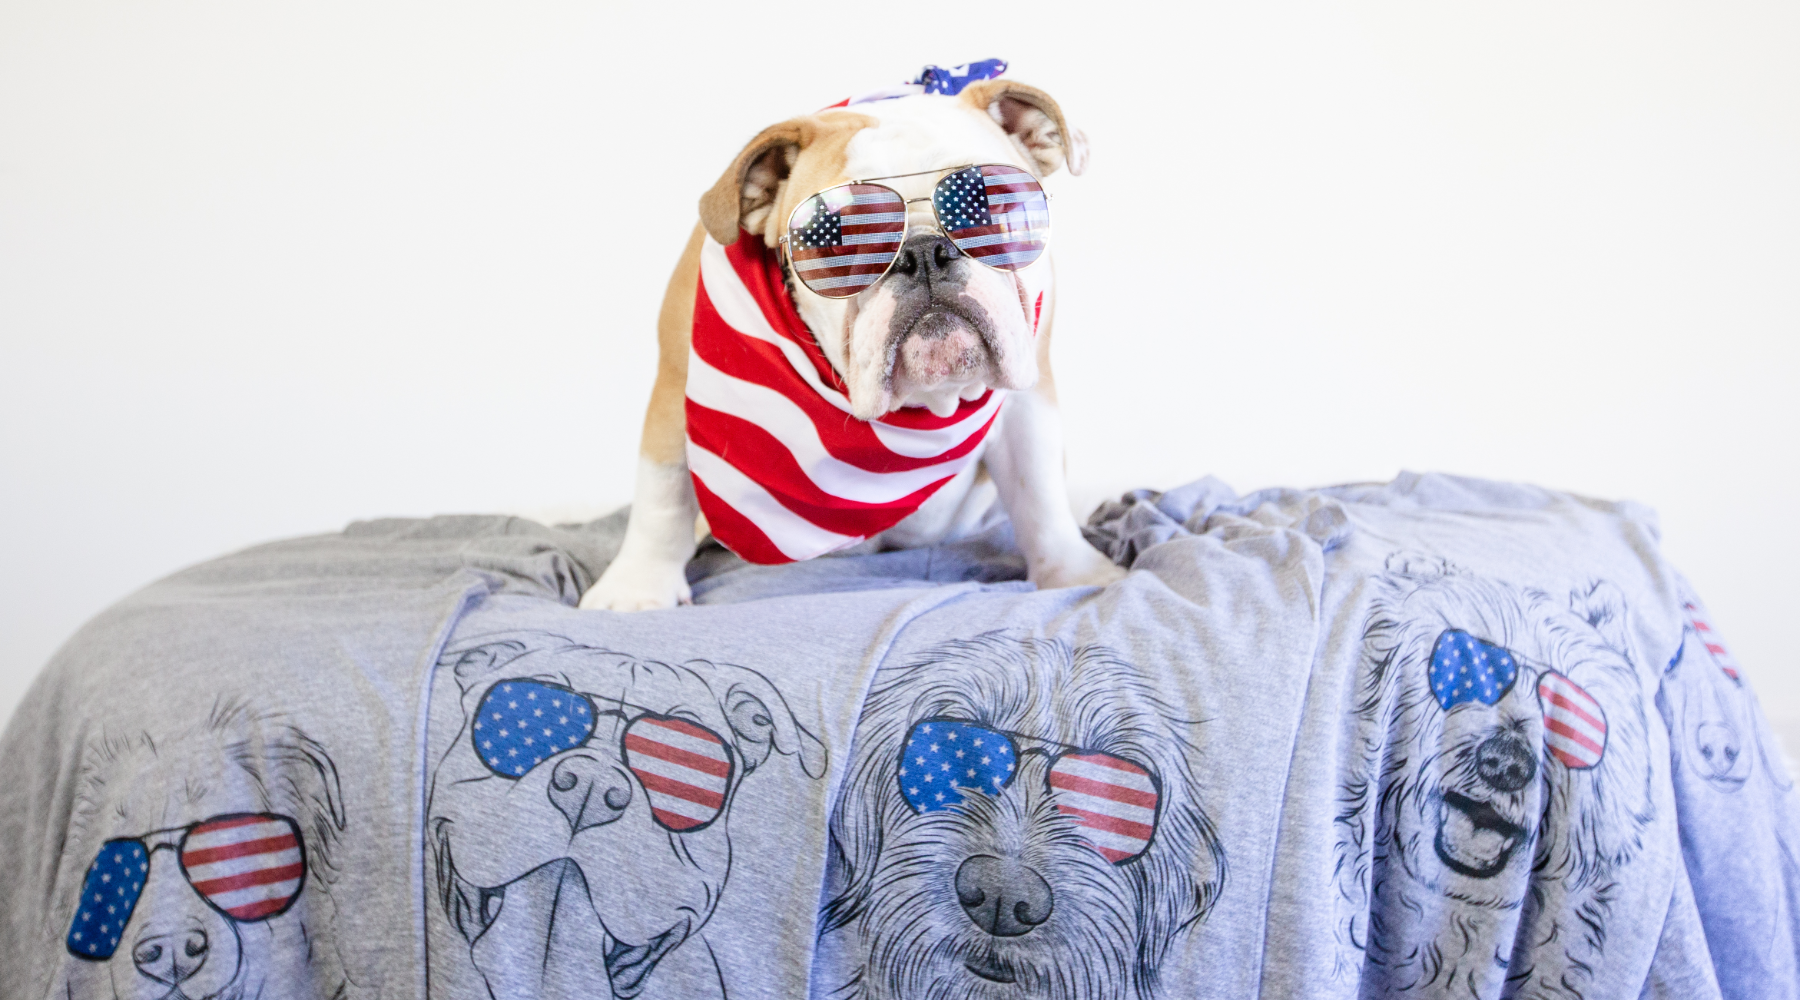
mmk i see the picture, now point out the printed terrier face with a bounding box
[822,633,1222,1000]
[708,83,1084,420]
[429,637,822,1000]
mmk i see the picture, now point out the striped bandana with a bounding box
[685,231,1005,565]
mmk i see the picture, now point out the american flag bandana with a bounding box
[1538,671,1608,769]
[624,716,734,831]
[66,814,306,960]
[896,719,1160,864]
[685,232,1006,565]
[1430,629,1521,710]
[824,58,1009,108]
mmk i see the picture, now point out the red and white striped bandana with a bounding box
[685,231,1006,564]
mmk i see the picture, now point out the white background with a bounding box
[2,3,1796,736]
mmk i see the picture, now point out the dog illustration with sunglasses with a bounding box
[56,701,347,1000]
[819,631,1225,1000]
[584,61,1125,611]
[427,632,825,1000]
[1333,559,1657,999]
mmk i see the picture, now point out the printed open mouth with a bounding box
[1435,789,1527,879]
[605,921,689,999]
[964,950,1018,984]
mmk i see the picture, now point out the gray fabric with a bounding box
[2,475,1792,1000]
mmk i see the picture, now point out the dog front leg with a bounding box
[983,388,1126,590]
[580,454,699,610]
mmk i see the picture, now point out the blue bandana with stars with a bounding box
[898,720,1017,813]
[474,679,597,778]
[66,839,148,959]
[1430,629,1520,710]
[914,59,1008,96]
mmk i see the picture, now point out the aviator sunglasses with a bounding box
[897,717,1160,864]
[66,813,307,960]
[780,163,1051,298]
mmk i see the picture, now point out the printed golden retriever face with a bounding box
[427,633,824,1000]
[1333,559,1656,999]
[56,702,347,1000]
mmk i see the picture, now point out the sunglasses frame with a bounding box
[896,716,1162,864]
[778,163,1053,299]
[471,677,738,832]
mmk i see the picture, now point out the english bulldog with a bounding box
[581,67,1126,611]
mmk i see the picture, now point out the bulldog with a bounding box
[581,67,1127,611]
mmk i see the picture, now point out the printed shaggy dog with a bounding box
[1333,558,1656,999]
[56,701,348,1000]
[819,632,1225,1000]
[428,632,826,1000]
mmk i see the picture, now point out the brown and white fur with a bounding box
[582,80,1126,611]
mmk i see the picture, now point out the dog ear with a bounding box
[1570,580,1632,656]
[715,668,828,779]
[442,639,531,688]
[267,727,348,870]
[699,120,809,246]
[960,79,1089,177]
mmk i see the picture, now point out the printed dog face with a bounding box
[57,703,347,1000]
[821,632,1224,1000]
[429,634,824,1000]
[701,82,1085,420]
[1336,560,1656,997]
[1663,592,1791,794]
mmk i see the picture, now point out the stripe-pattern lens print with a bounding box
[788,184,907,297]
[181,815,306,921]
[933,165,1050,270]
[1538,672,1607,769]
[624,716,734,831]
[1048,753,1159,863]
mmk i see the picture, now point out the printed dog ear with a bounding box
[716,669,828,779]
[1570,580,1632,656]
[960,79,1089,177]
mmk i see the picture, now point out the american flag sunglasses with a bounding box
[472,678,737,833]
[897,718,1161,864]
[781,163,1052,299]
[1429,630,1610,770]
[66,813,307,960]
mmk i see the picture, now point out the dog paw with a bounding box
[1030,543,1129,591]
[579,556,692,611]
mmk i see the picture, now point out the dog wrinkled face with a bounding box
[821,634,1223,1000]
[711,86,1083,420]
[430,639,823,1000]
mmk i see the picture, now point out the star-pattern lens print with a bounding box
[933,165,1050,270]
[788,184,907,297]
[623,716,734,831]
[1048,753,1160,863]
[898,720,1017,813]
[1430,630,1520,710]
[67,839,148,959]
[181,815,305,921]
[474,679,597,778]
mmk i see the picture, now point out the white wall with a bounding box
[3,3,1795,734]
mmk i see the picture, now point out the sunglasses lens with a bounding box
[933,165,1050,270]
[898,720,1016,813]
[1048,753,1158,863]
[181,814,306,921]
[67,839,149,959]
[1539,671,1607,769]
[624,715,733,831]
[787,184,906,297]
[475,679,597,778]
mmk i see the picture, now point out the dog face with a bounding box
[1336,560,1656,995]
[699,82,1086,420]
[429,635,824,1000]
[821,632,1224,1000]
[57,703,347,1000]
[1663,593,1790,794]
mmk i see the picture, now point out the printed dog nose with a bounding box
[548,754,633,834]
[955,854,1054,937]
[889,233,961,282]
[1696,721,1742,775]
[132,929,208,985]
[1475,733,1537,792]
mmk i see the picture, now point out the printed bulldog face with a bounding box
[56,704,347,1000]
[820,633,1223,1000]
[707,83,1085,420]
[429,636,823,1000]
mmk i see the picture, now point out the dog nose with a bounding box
[889,233,961,283]
[1475,733,1537,792]
[955,854,1054,937]
[1695,721,1742,776]
[132,929,208,985]
[547,753,634,834]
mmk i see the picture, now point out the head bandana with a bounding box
[826,58,1009,108]
[1430,629,1520,710]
